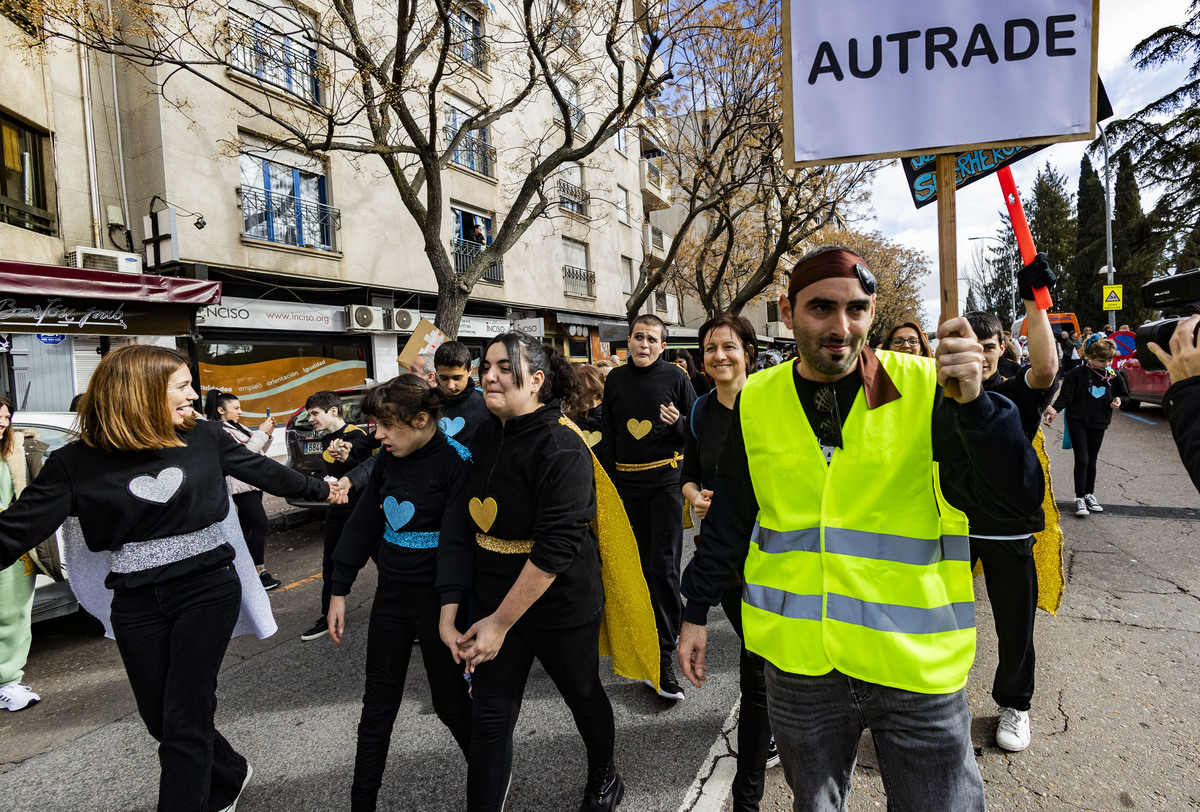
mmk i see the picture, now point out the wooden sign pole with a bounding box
[936,153,958,325]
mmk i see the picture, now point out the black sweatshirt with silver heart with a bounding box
[0,419,328,588]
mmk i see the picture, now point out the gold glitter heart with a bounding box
[469,497,498,533]
[583,430,602,448]
[627,419,652,440]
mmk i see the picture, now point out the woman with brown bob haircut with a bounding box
[0,343,341,812]
[882,321,934,358]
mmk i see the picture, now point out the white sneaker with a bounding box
[0,681,40,711]
[1074,498,1089,517]
[995,707,1031,752]
[1084,494,1104,513]
[216,764,253,812]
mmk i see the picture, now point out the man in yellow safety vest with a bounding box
[678,246,1043,811]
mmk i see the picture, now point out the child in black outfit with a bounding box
[327,376,473,812]
[434,341,491,450]
[1044,337,1127,517]
[301,390,378,641]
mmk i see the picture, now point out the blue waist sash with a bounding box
[383,528,440,549]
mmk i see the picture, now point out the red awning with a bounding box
[0,260,222,305]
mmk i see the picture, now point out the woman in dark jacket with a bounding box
[0,345,338,812]
[1044,338,1127,517]
[454,332,623,812]
[668,348,711,395]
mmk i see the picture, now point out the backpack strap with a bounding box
[689,391,712,440]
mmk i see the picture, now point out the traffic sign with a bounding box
[35,334,67,345]
[1103,284,1123,311]
[1110,330,1136,360]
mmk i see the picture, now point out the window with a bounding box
[615,126,627,155]
[0,112,52,235]
[558,161,587,216]
[622,256,635,295]
[616,185,629,224]
[654,291,667,311]
[445,102,495,178]
[562,237,593,297]
[239,147,337,251]
[229,8,320,104]
[555,75,584,129]
[451,206,502,282]
[548,12,581,51]
[449,7,487,70]
[767,301,780,322]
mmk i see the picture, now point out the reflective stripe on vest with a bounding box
[738,353,975,695]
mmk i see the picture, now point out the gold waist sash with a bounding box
[476,533,534,555]
[614,452,684,472]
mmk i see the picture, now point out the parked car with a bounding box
[283,385,374,507]
[12,412,80,623]
[1117,355,1172,410]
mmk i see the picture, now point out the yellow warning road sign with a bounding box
[1103,284,1123,311]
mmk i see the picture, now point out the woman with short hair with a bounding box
[0,344,339,812]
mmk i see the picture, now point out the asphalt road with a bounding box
[2,406,1198,811]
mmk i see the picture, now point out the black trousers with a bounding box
[467,614,614,812]
[231,490,268,567]
[351,576,472,812]
[1067,420,1107,497]
[321,504,353,616]
[110,565,247,812]
[621,484,684,659]
[970,535,1038,711]
[720,586,772,812]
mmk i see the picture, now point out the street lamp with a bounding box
[1098,123,1117,331]
[969,235,1019,322]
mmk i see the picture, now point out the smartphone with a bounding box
[265,408,272,419]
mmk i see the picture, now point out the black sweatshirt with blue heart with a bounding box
[1052,363,1129,429]
[329,430,473,606]
[0,419,329,588]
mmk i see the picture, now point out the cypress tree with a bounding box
[1071,155,1106,325]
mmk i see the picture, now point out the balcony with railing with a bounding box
[240,186,338,251]
[548,16,581,51]
[642,221,667,267]
[452,238,504,283]
[444,127,496,178]
[449,16,488,69]
[563,264,595,297]
[558,179,589,216]
[228,13,321,104]
[639,157,670,210]
[0,196,54,235]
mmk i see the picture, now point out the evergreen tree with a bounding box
[1071,155,1107,325]
[1175,215,1200,275]
[1112,153,1167,324]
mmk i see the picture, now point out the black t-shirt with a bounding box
[792,369,862,464]
[985,368,1055,442]
[682,393,735,490]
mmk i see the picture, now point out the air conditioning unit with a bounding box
[388,308,418,332]
[71,246,143,274]
[345,305,386,333]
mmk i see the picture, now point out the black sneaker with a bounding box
[300,617,329,641]
[259,571,281,591]
[644,660,685,701]
[765,735,780,769]
[579,761,624,811]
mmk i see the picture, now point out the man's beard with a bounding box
[798,332,865,377]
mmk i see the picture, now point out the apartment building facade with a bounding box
[0,0,678,416]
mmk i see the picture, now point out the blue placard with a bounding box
[35,334,67,345]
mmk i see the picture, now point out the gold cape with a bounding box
[973,429,1065,615]
[561,417,662,689]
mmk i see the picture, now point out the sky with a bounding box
[861,1,1193,328]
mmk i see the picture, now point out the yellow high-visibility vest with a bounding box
[740,353,974,694]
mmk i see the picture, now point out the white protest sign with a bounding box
[783,0,1097,167]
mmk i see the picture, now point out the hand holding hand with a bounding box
[678,621,709,688]
[691,488,713,521]
[457,614,509,673]
[660,402,681,425]
[327,596,346,644]
[934,317,985,404]
[1148,315,1200,386]
[1042,405,1058,426]
[326,481,348,505]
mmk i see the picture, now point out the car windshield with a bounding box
[290,392,367,433]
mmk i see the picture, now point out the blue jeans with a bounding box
[764,666,985,812]
[110,565,246,812]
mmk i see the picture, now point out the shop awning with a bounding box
[555,311,606,328]
[0,260,222,305]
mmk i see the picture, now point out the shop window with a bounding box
[239,148,338,251]
[445,101,495,177]
[0,112,52,235]
[228,7,321,104]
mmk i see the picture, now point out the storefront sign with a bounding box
[36,334,67,345]
[783,0,1097,167]
[0,295,192,336]
[456,316,518,338]
[200,296,347,332]
[513,318,544,337]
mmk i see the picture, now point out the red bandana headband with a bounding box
[787,249,876,301]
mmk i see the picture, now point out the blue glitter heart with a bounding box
[1090,385,1106,399]
[383,496,415,531]
[440,416,466,437]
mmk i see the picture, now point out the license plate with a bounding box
[305,441,322,454]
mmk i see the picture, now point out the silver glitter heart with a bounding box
[128,467,185,504]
